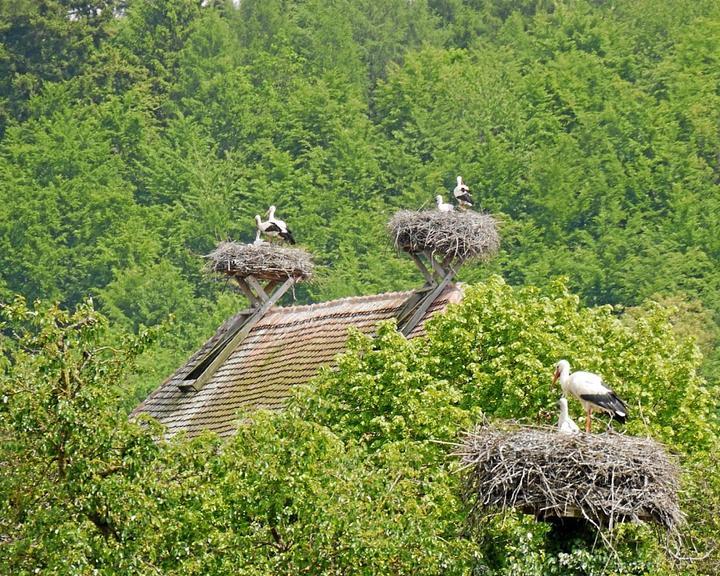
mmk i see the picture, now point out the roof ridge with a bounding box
[268,288,417,314]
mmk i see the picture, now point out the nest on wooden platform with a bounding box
[388,210,499,262]
[205,241,314,282]
[456,424,682,533]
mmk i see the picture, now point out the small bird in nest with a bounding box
[556,397,580,434]
[436,195,454,212]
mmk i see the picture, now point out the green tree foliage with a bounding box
[0,297,164,571]
[115,0,204,97]
[3,281,719,573]
[0,0,123,132]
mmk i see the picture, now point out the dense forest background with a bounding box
[2,1,720,573]
[2,0,719,402]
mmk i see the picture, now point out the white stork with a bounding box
[255,214,283,242]
[453,175,473,208]
[266,205,296,244]
[436,195,454,212]
[552,359,628,433]
[556,397,580,434]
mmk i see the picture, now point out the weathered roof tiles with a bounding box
[133,285,462,438]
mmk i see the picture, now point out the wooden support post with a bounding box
[441,252,456,270]
[399,267,456,336]
[423,250,449,283]
[245,275,270,303]
[422,250,437,281]
[179,276,295,392]
[236,278,261,307]
[409,252,435,286]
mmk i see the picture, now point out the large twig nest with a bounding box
[456,424,682,532]
[388,210,500,262]
[205,241,314,282]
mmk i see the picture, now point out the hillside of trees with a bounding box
[2,0,720,573]
[2,0,720,394]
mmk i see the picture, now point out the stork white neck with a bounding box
[457,176,463,185]
[268,205,277,219]
[554,359,571,394]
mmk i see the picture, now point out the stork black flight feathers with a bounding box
[552,359,629,432]
[267,205,296,244]
[579,392,628,423]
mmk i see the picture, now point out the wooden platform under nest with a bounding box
[456,424,682,532]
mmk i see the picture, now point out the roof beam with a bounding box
[245,275,270,303]
[399,265,458,336]
[394,284,432,328]
[179,276,295,392]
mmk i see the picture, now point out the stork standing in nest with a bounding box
[267,206,295,244]
[552,359,628,433]
[255,214,283,242]
[453,175,473,208]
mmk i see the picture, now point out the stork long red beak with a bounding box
[552,368,559,385]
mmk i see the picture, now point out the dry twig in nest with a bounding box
[456,424,682,533]
[388,210,500,262]
[205,241,314,282]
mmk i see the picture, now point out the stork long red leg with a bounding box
[585,409,592,433]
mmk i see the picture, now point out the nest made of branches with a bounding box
[388,210,500,262]
[205,241,314,282]
[457,424,682,533]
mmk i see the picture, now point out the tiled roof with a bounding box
[132,285,463,437]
